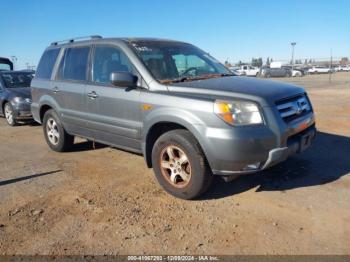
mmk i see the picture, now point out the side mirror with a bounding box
[110,72,138,88]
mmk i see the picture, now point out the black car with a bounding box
[259,66,292,78]
[0,71,34,126]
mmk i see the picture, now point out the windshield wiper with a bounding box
[220,73,235,77]
[160,76,193,84]
[160,73,234,84]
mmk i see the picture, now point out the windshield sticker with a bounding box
[132,43,152,52]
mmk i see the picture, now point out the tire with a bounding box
[151,129,213,200]
[4,102,18,126]
[265,73,271,78]
[42,109,74,152]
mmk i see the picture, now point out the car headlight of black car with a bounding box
[13,97,32,103]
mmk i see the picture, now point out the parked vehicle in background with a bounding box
[335,65,350,72]
[300,67,311,75]
[259,66,292,78]
[270,62,283,69]
[292,70,303,77]
[308,66,331,74]
[236,65,260,77]
[227,70,241,76]
[31,36,316,199]
[282,66,304,77]
[0,57,13,71]
[228,66,246,76]
[0,71,34,126]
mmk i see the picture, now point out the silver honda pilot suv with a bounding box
[31,36,316,199]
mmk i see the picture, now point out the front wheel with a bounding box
[43,109,74,152]
[151,129,213,200]
[4,102,18,126]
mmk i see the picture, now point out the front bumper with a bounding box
[260,125,316,170]
[203,111,316,176]
[11,101,33,120]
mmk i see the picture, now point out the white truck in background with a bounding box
[335,65,350,72]
[308,66,331,74]
[236,65,260,77]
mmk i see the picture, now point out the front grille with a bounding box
[276,94,311,122]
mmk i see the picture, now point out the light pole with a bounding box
[291,42,296,73]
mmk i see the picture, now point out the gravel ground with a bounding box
[0,72,349,255]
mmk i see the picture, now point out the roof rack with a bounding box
[51,35,102,46]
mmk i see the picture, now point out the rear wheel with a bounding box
[43,109,74,152]
[4,102,17,126]
[152,129,213,200]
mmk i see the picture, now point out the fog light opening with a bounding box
[242,162,261,171]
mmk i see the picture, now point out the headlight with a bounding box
[13,97,25,103]
[214,100,263,126]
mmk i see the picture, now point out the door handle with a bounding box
[87,91,99,99]
[53,87,59,93]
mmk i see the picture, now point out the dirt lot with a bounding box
[0,73,350,255]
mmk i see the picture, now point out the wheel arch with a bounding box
[39,104,53,123]
[37,95,60,123]
[142,117,209,169]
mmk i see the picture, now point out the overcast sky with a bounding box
[1,0,349,69]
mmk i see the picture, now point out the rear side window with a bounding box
[57,46,90,81]
[36,49,60,79]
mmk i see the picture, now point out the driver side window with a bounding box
[92,45,134,84]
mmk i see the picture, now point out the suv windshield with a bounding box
[130,40,232,83]
[1,72,34,88]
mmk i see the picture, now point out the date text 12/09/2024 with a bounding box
[127,255,220,261]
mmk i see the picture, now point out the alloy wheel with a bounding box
[4,104,14,125]
[159,145,192,188]
[46,117,60,145]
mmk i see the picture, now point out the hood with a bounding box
[168,76,305,106]
[8,87,32,99]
